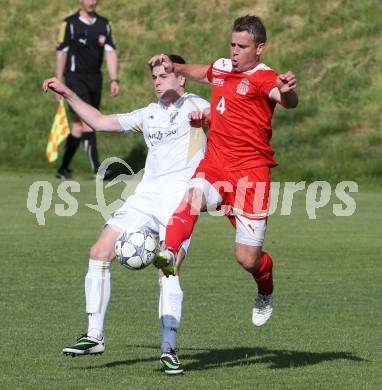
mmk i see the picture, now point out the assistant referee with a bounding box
[55,0,119,179]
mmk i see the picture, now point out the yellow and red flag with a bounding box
[45,100,70,162]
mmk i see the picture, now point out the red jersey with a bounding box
[206,58,279,171]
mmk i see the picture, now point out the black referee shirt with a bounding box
[57,11,116,74]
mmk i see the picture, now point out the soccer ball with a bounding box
[115,229,158,270]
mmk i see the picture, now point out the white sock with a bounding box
[159,275,183,352]
[85,259,111,340]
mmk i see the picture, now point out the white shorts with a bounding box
[189,177,267,247]
[106,192,191,253]
[234,214,267,247]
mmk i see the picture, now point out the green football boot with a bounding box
[160,348,184,375]
[63,334,105,356]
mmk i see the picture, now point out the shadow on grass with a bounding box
[75,345,367,371]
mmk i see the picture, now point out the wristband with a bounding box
[110,79,119,84]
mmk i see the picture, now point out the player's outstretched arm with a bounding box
[270,71,299,109]
[42,77,123,132]
[148,54,210,84]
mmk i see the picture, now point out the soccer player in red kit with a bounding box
[149,15,298,326]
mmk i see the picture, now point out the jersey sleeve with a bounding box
[207,58,231,83]
[188,95,210,112]
[206,63,214,83]
[56,20,70,51]
[117,108,145,134]
[104,20,117,50]
[260,70,278,97]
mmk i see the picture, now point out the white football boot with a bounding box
[252,292,274,326]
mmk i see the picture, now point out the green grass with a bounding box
[0,1,381,183]
[1,173,381,389]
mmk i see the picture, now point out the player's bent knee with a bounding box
[235,246,262,272]
[188,194,202,210]
[184,188,206,211]
[184,189,195,204]
[236,256,257,271]
[89,243,115,261]
[235,216,266,271]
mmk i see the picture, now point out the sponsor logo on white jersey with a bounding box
[148,131,163,141]
[148,128,178,144]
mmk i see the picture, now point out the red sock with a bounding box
[165,202,199,254]
[252,251,273,295]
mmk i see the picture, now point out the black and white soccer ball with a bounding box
[115,229,158,270]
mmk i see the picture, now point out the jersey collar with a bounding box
[77,11,97,25]
[158,92,187,109]
[243,62,272,75]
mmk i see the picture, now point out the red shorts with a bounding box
[191,158,270,221]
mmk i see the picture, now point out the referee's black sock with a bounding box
[59,134,81,172]
[82,132,100,174]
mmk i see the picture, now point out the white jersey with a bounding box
[117,93,209,196]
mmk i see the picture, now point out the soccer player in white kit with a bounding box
[43,54,209,375]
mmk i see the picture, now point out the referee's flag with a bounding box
[45,100,70,162]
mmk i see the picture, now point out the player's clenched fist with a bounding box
[188,108,211,129]
[276,71,297,93]
[148,54,175,73]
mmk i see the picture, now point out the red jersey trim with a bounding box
[231,207,268,219]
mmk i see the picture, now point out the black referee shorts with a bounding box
[65,73,103,116]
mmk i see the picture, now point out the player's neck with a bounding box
[244,59,261,72]
[160,89,184,106]
[80,9,96,22]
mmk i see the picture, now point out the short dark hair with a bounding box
[167,54,186,65]
[232,15,267,44]
[149,54,186,70]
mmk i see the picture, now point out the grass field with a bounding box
[1,1,381,183]
[1,173,381,389]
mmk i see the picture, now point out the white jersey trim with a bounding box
[244,62,272,74]
[70,55,75,72]
[104,44,114,52]
[212,59,272,75]
[79,16,97,25]
[212,58,233,72]
[268,86,278,99]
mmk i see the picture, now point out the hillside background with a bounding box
[0,0,381,183]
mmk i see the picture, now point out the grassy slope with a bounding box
[0,174,381,389]
[0,0,381,183]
